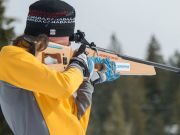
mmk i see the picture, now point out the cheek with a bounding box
[57,41,70,46]
[35,51,39,57]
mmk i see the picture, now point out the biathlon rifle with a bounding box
[37,30,180,76]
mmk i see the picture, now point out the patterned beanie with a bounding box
[24,0,75,37]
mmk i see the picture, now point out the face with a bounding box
[48,37,70,46]
[35,36,70,56]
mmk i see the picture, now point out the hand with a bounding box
[68,45,94,78]
[88,57,120,84]
[103,58,120,81]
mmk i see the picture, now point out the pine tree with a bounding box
[124,77,147,135]
[103,90,127,135]
[0,0,15,49]
[108,33,122,54]
[0,0,15,134]
[164,50,180,135]
[143,35,167,135]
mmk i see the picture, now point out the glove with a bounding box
[88,57,120,84]
[103,58,120,81]
[69,44,94,78]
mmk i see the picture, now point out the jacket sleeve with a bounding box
[74,80,94,132]
[0,51,83,99]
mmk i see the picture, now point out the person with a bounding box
[0,0,120,135]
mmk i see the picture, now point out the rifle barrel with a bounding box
[82,35,180,74]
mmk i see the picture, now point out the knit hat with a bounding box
[24,0,75,37]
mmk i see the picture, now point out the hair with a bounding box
[12,34,49,55]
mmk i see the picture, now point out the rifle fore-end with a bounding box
[36,43,156,76]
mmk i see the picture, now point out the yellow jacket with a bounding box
[0,45,91,135]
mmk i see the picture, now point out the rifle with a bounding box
[37,30,180,76]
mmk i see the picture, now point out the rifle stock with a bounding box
[37,42,156,76]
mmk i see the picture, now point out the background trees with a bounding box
[0,0,15,49]
[0,0,15,134]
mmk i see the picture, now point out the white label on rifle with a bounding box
[115,63,131,72]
